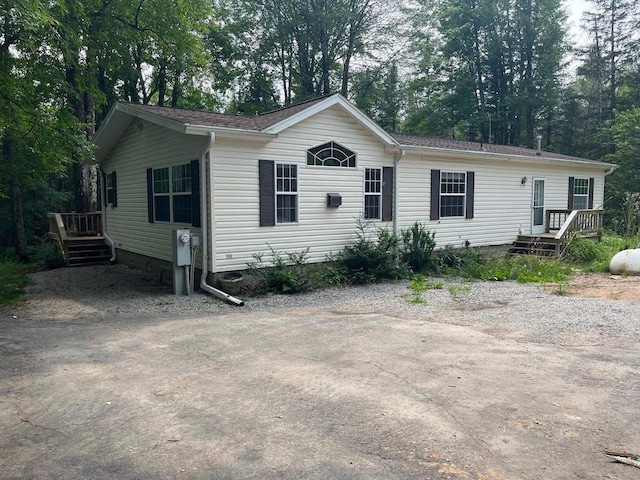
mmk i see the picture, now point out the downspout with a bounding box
[199,132,244,306]
[99,167,116,262]
[393,148,405,237]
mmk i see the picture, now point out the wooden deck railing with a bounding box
[56,212,103,237]
[539,209,604,257]
[47,212,103,265]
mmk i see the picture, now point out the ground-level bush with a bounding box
[333,219,409,284]
[400,221,436,272]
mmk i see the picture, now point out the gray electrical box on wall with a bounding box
[172,229,191,295]
[327,193,342,207]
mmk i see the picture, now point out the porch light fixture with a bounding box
[521,176,528,185]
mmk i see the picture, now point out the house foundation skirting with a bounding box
[115,248,223,290]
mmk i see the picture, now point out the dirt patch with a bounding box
[566,273,640,302]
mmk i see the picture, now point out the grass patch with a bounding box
[0,260,33,305]
[470,254,572,283]
[564,234,637,273]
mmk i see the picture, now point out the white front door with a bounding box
[532,178,545,234]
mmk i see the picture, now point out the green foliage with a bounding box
[334,219,409,284]
[471,255,572,283]
[400,221,436,272]
[564,234,634,273]
[433,246,486,275]
[563,235,601,263]
[611,192,640,239]
[0,260,32,305]
[447,283,472,298]
[28,242,65,269]
[307,264,346,289]
[247,245,311,293]
[406,275,443,304]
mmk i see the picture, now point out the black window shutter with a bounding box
[568,177,575,210]
[382,166,393,221]
[102,171,107,208]
[191,160,201,227]
[259,160,275,226]
[430,169,440,221]
[465,171,475,219]
[111,171,117,208]
[147,168,154,223]
[588,177,594,209]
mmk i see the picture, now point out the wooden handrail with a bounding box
[552,209,604,257]
[554,210,578,240]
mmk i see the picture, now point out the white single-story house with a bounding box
[93,94,613,291]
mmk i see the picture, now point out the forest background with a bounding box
[2,0,640,260]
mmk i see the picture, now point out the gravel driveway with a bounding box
[1,265,639,479]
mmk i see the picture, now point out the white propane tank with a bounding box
[609,249,640,275]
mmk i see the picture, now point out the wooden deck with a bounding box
[48,213,111,266]
[511,209,604,258]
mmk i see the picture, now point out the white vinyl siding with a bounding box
[101,104,608,274]
[100,120,205,266]
[211,105,393,271]
[398,153,606,248]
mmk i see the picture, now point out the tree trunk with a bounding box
[4,137,29,260]
[10,178,28,261]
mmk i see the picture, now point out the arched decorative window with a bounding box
[306,141,356,168]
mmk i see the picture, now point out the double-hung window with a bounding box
[276,163,298,224]
[151,164,192,223]
[364,168,382,220]
[572,178,589,210]
[440,172,466,218]
[105,171,117,208]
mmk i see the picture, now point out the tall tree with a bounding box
[403,0,567,147]
[1,0,90,258]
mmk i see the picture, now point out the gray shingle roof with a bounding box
[391,133,601,164]
[121,96,608,166]
[122,96,329,131]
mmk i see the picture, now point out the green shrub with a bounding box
[0,261,32,305]
[29,242,65,269]
[563,234,633,272]
[307,263,346,288]
[400,221,436,272]
[334,219,409,284]
[433,245,486,275]
[247,245,311,293]
[563,235,600,263]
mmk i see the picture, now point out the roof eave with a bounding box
[399,144,613,170]
[184,125,276,141]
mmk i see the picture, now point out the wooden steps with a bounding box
[65,236,111,266]
[510,235,562,257]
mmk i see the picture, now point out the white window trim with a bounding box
[364,167,382,221]
[573,178,590,210]
[440,171,467,218]
[152,163,192,224]
[275,162,299,225]
[106,173,115,206]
